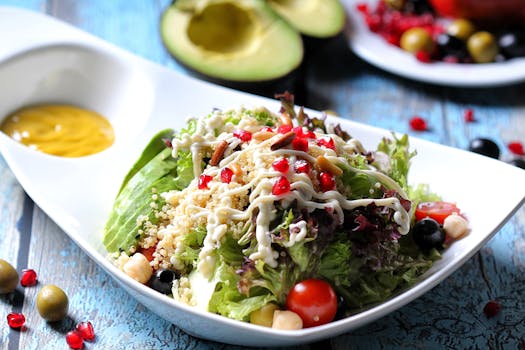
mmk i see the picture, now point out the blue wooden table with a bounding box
[1,1,524,349]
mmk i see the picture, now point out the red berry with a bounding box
[409,116,428,131]
[233,129,252,142]
[508,141,525,156]
[319,172,336,192]
[198,174,213,189]
[317,137,336,151]
[66,331,84,349]
[20,269,37,287]
[415,51,432,63]
[356,3,368,13]
[272,158,289,173]
[272,176,291,195]
[277,125,292,134]
[7,312,25,329]
[76,321,95,341]
[259,126,273,132]
[220,168,234,184]
[293,127,316,139]
[292,137,309,152]
[464,109,475,122]
[483,300,501,318]
[295,159,311,174]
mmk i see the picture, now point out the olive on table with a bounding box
[468,138,500,159]
[508,158,525,169]
[400,27,435,54]
[467,31,499,63]
[36,284,69,321]
[412,218,445,250]
[447,19,476,41]
[0,259,19,294]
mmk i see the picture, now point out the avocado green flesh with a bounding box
[103,144,177,254]
[160,0,303,82]
[267,0,345,38]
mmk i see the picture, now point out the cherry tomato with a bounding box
[415,201,460,225]
[285,279,337,328]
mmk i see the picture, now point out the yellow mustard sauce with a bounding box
[0,104,115,157]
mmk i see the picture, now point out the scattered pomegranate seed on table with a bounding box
[409,116,428,131]
[508,141,525,156]
[76,321,96,341]
[20,269,38,287]
[463,109,475,122]
[66,330,84,349]
[7,312,25,329]
[483,300,501,318]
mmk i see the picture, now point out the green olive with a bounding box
[36,284,69,321]
[447,19,476,41]
[250,303,279,327]
[400,27,435,54]
[0,259,18,294]
[467,31,499,63]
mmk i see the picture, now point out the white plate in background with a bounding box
[341,0,525,87]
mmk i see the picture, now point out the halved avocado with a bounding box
[267,0,345,38]
[160,0,303,82]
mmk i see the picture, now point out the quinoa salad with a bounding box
[103,93,468,329]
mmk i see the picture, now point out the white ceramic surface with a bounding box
[1,6,525,347]
[341,0,525,87]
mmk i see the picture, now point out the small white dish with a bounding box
[341,0,525,87]
[1,6,524,347]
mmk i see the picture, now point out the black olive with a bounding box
[499,30,525,59]
[508,158,525,169]
[412,218,445,250]
[150,269,177,294]
[436,33,468,61]
[468,138,500,159]
[405,0,434,14]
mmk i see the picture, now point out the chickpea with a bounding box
[123,253,153,284]
[250,303,279,327]
[272,310,303,330]
[443,213,469,239]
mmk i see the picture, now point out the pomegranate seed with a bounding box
[272,176,291,195]
[66,331,84,349]
[508,141,525,156]
[295,159,311,174]
[259,126,273,132]
[272,158,289,173]
[7,312,25,329]
[409,116,428,131]
[198,174,213,189]
[483,300,501,318]
[415,51,432,63]
[317,137,336,150]
[277,125,292,134]
[20,269,37,287]
[292,137,309,152]
[76,321,95,341]
[293,127,316,139]
[233,129,252,142]
[464,109,475,122]
[220,167,234,184]
[356,3,368,13]
[319,172,336,192]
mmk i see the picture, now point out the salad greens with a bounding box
[103,95,444,325]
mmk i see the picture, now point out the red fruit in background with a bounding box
[428,0,525,23]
